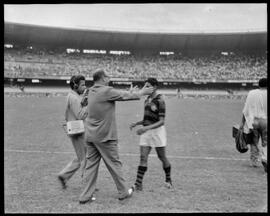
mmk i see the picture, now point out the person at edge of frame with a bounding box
[239,77,267,172]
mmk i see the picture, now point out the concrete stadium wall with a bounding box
[4,77,258,91]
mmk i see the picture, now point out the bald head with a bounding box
[93,69,107,82]
[93,69,110,85]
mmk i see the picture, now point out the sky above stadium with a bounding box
[4,4,267,33]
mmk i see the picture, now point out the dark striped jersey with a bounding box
[142,94,166,126]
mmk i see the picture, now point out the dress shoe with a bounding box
[79,195,96,204]
[118,187,134,200]
[58,176,66,189]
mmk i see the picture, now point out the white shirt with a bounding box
[242,88,267,132]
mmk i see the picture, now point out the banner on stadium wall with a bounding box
[17,78,25,82]
[112,81,132,85]
[111,77,129,81]
[192,79,216,83]
[59,76,71,80]
[227,80,257,83]
[59,76,93,81]
[32,79,40,83]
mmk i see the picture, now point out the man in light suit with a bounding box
[79,69,153,204]
[58,75,88,189]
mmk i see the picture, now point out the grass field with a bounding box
[4,94,267,213]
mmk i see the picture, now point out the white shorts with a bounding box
[139,125,167,147]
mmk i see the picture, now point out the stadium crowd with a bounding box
[4,48,267,80]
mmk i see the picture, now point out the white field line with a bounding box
[4,149,248,161]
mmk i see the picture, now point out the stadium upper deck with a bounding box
[4,22,267,54]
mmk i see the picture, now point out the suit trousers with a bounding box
[250,118,267,164]
[58,133,86,181]
[79,140,129,202]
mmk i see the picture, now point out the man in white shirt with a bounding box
[58,75,88,188]
[240,78,267,172]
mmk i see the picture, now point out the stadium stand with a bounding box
[4,48,267,81]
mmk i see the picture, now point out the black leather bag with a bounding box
[232,125,253,153]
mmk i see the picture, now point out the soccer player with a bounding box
[130,78,172,191]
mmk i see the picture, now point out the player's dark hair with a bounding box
[70,75,85,90]
[145,77,159,87]
[93,69,106,82]
[258,78,267,88]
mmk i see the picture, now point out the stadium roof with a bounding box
[4,4,267,33]
[4,22,267,53]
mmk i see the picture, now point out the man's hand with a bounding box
[136,127,148,135]
[129,83,139,93]
[139,83,154,96]
[81,88,89,107]
[129,122,137,131]
[81,97,88,107]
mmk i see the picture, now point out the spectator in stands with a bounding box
[4,48,267,80]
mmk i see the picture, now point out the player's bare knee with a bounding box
[157,154,166,162]
[158,156,170,166]
[140,154,148,164]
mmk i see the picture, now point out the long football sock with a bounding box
[163,165,171,183]
[135,166,147,186]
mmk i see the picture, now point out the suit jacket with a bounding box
[85,84,141,143]
[65,90,88,121]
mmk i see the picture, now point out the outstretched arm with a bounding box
[106,83,153,101]
[239,114,246,129]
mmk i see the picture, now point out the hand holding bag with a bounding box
[232,124,251,153]
[62,120,85,136]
